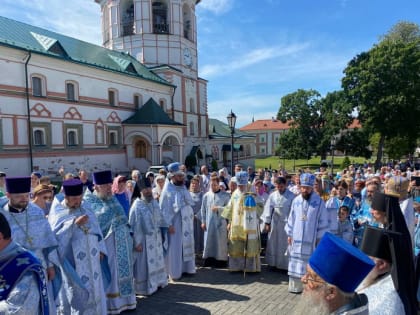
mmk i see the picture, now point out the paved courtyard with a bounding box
[124,257,301,315]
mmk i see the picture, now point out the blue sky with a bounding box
[2,0,420,127]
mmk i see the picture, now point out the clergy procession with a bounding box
[0,161,419,314]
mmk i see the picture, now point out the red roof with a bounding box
[240,118,361,131]
[240,119,291,131]
[347,118,361,129]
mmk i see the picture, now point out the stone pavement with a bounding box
[124,257,301,315]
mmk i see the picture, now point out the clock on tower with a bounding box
[183,48,193,67]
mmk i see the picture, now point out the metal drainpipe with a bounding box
[171,85,176,120]
[24,51,33,172]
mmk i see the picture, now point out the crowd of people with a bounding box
[0,160,419,314]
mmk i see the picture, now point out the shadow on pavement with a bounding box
[179,263,288,286]
[123,301,211,315]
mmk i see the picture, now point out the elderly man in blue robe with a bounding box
[294,232,375,315]
[0,176,61,313]
[83,170,136,314]
[285,172,329,293]
[49,179,110,314]
[129,178,167,295]
[261,176,295,270]
[159,162,196,280]
[0,212,49,314]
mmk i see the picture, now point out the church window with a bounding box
[67,130,78,146]
[65,124,82,147]
[152,1,169,34]
[108,89,118,106]
[182,4,192,40]
[109,131,118,146]
[121,1,135,36]
[96,120,104,144]
[33,129,45,146]
[66,81,79,101]
[32,76,44,97]
[134,94,142,108]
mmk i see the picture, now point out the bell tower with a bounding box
[95,0,207,160]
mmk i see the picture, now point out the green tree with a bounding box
[340,156,351,170]
[342,21,420,169]
[335,128,372,159]
[277,89,353,160]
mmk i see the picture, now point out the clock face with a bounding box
[183,48,193,67]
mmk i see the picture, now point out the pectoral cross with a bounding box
[27,236,33,246]
[246,214,254,223]
[301,214,307,221]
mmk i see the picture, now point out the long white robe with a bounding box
[160,181,196,280]
[260,188,295,270]
[284,192,329,279]
[1,203,61,314]
[200,190,230,261]
[129,198,167,295]
[48,199,108,315]
[83,192,136,315]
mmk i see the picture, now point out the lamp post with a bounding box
[227,110,237,176]
[331,136,337,178]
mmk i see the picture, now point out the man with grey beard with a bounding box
[294,232,374,315]
[129,178,167,295]
[83,170,136,314]
[48,179,108,314]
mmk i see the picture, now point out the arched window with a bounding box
[108,89,118,106]
[182,4,192,40]
[135,139,147,158]
[121,0,135,36]
[109,131,118,145]
[67,130,78,146]
[66,81,79,101]
[152,1,169,34]
[32,76,45,97]
[33,129,45,146]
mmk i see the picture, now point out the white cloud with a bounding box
[2,0,102,45]
[208,93,281,127]
[198,0,235,15]
[200,43,310,77]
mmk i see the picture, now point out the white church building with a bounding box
[0,0,255,177]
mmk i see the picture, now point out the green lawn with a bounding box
[255,156,370,174]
